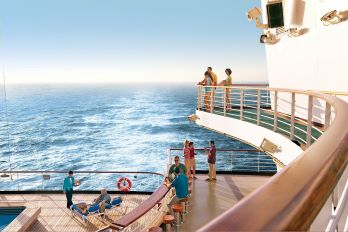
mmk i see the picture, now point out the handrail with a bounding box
[2,170,169,230]
[197,84,348,96]
[112,185,170,228]
[196,86,348,231]
[0,170,164,176]
[0,170,165,194]
[168,148,260,152]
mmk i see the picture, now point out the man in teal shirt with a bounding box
[63,171,75,208]
[166,167,189,215]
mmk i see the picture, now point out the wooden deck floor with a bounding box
[0,174,270,231]
[181,174,271,231]
[0,193,149,232]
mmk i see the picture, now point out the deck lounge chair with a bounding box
[105,197,128,216]
[70,203,103,224]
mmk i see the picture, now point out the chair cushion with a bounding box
[88,204,100,213]
[112,197,122,206]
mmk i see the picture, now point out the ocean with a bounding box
[0,84,274,191]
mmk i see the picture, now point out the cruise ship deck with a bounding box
[0,174,270,232]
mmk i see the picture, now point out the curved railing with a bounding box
[167,148,276,174]
[195,85,348,231]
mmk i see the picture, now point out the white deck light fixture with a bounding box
[260,31,279,45]
[320,10,346,26]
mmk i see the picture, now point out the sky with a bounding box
[0,0,268,84]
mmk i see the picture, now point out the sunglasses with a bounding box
[175,160,179,162]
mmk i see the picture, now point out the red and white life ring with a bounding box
[117,177,132,192]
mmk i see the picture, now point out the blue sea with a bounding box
[0,84,273,191]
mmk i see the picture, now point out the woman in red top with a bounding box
[189,142,197,179]
[183,140,191,178]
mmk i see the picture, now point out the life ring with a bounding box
[117,177,132,192]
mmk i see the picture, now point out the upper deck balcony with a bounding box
[193,85,348,231]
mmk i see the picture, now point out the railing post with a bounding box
[257,152,260,173]
[240,89,244,120]
[197,86,201,110]
[290,93,296,140]
[231,152,233,173]
[41,172,44,190]
[273,91,278,132]
[167,149,172,174]
[306,96,313,147]
[223,88,227,116]
[257,89,261,126]
[324,102,331,131]
[210,88,214,113]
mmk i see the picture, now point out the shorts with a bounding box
[184,159,191,170]
[189,158,196,167]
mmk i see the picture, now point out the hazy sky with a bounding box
[0,0,268,84]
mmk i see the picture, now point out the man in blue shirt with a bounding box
[63,170,75,208]
[166,167,189,215]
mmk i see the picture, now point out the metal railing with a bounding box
[0,170,172,231]
[195,85,348,231]
[167,148,276,174]
[0,170,164,193]
[197,86,325,147]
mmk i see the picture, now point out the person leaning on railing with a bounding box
[218,68,233,111]
[198,71,214,112]
[207,67,218,85]
[168,156,187,181]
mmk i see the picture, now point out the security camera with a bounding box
[320,10,343,26]
[247,7,261,21]
[247,7,268,29]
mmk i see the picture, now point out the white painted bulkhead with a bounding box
[260,0,348,121]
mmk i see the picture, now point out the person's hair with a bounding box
[174,167,180,174]
[68,171,73,175]
[204,71,212,78]
[225,68,232,75]
[78,203,87,210]
[184,140,190,147]
[189,142,193,146]
[207,67,212,71]
[210,140,215,145]
[174,155,180,160]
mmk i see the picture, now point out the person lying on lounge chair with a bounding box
[71,202,100,216]
[76,202,88,216]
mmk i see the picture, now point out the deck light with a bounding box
[260,138,279,154]
[260,31,278,45]
[188,114,199,122]
[286,28,300,37]
[320,10,345,26]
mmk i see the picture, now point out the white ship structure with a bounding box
[0,0,348,231]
